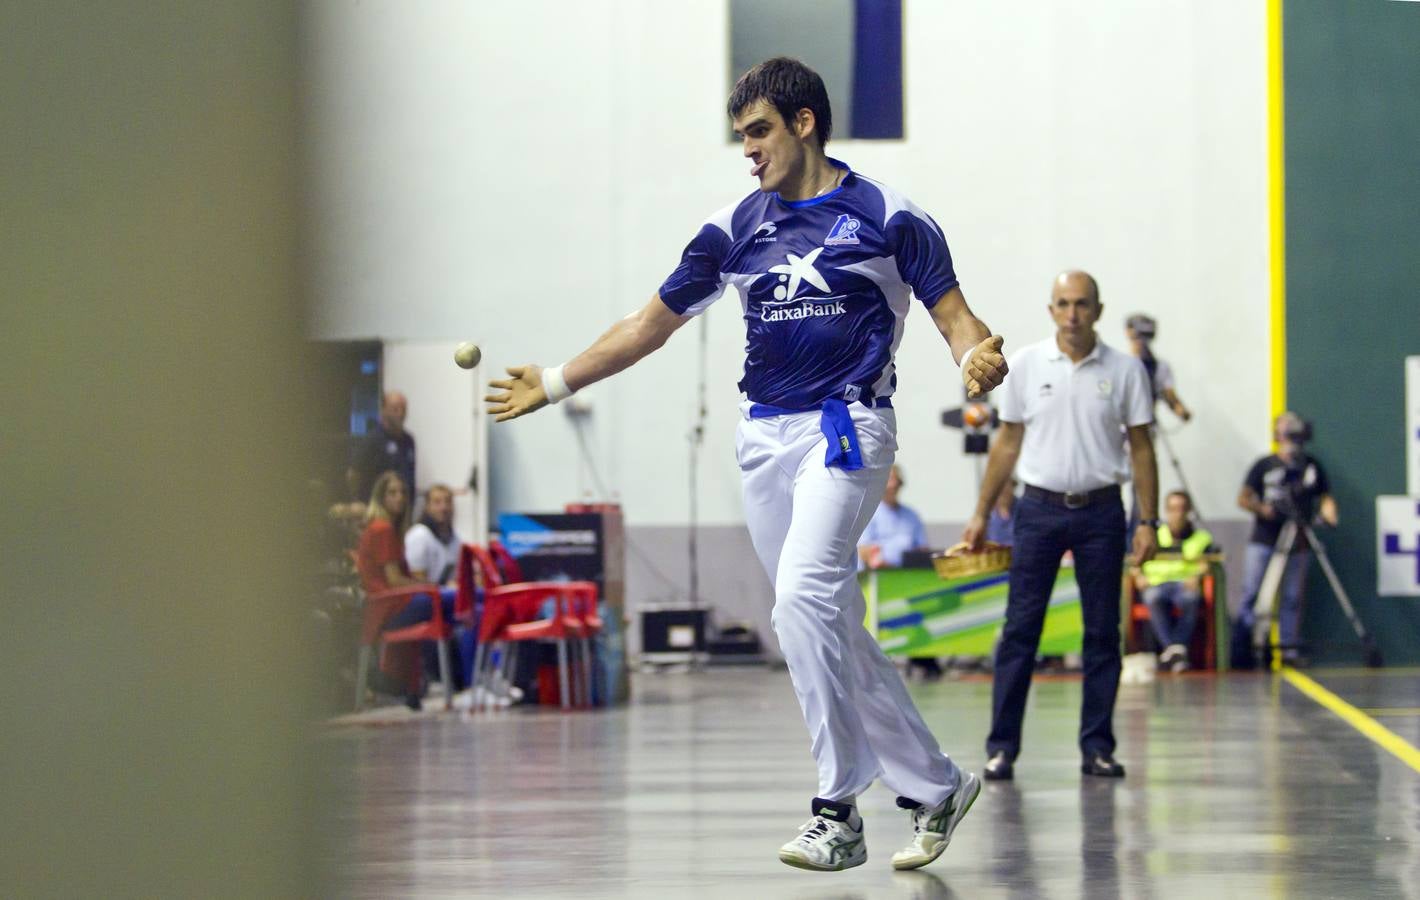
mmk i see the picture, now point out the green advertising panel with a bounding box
[863,566,1083,657]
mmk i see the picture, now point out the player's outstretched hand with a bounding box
[964,335,1008,399]
[485,365,549,422]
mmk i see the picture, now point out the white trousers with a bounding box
[736,400,960,806]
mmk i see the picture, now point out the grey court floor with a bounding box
[326,667,1420,899]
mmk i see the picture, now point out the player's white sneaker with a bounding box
[777,798,867,871]
[890,771,981,870]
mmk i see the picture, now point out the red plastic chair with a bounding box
[454,544,481,628]
[1126,572,1216,670]
[491,539,603,683]
[489,537,604,642]
[355,582,454,710]
[466,544,601,709]
[488,539,524,582]
[489,538,603,638]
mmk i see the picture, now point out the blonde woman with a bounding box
[356,471,413,592]
[355,471,465,706]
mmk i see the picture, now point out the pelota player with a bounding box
[485,58,1007,872]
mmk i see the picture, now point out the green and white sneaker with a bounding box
[890,771,981,870]
[777,797,867,871]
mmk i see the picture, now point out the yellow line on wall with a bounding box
[1282,669,1420,773]
[1267,0,1287,424]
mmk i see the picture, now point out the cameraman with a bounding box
[1124,315,1191,542]
[1231,411,1339,667]
[1125,315,1191,422]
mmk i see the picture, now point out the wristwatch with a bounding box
[1139,519,1161,528]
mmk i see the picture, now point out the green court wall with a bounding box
[1285,0,1420,663]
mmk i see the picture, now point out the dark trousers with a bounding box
[383,588,468,692]
[987,492,1126,760]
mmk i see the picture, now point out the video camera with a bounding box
[1271,482,1312,523]
[1125,314,1157,342]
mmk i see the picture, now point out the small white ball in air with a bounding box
[454,342,482,369]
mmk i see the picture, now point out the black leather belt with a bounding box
[1023,484,1120,510]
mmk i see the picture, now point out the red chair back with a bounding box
[489,539,524,583]
[468,544,503,589]
[468,539,601,643]
[455,544,479,621]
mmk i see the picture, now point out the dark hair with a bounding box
[727,57,833,148]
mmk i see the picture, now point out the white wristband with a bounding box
[959,344,977,372]
[541,364,574,404]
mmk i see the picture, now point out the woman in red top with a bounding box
[356,471,413,592]
[356,471,463,706]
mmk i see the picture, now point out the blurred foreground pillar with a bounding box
[1,3,323,896]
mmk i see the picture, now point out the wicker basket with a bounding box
[932,542,1012,580]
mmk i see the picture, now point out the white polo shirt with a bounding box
[999,336,1153,493]
[405,522,462,585]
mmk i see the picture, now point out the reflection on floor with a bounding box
[327,668,1420,899]
[1307,667,1420,748]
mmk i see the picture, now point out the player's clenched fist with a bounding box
[963,335,1008,399]
[485,365,548,422]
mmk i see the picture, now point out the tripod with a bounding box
[1250,517,1383,667]
[1154,425,1201,521]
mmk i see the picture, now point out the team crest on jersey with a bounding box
[824,214,861,246]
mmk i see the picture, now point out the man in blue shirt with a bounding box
[486,58,1007,873]
[859,465,928,569]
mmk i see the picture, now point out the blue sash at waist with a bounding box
[746,397,892,471]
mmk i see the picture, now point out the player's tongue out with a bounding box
[751,160,767,177]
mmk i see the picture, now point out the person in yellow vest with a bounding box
[1133,490,1213,672]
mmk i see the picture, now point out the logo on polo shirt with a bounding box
[1097,379,1113,396]
[1039,383,1053,398]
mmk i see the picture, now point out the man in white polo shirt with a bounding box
[962,270,1158,780]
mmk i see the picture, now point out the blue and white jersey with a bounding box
[658,159,958,410]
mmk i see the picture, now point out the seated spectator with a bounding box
[985,476,1017,547]
[858,465,928,570]
[1133,490,1213,672]
[355,471,463,707]
[406,484,463,587]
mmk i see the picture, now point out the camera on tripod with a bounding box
[1242,411,1383,667]
[1271,489,1305,523]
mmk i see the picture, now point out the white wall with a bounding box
[306,0,1272,528]
[381,341,489,543]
